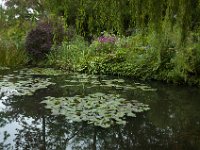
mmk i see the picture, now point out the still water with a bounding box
[0,68,200,150]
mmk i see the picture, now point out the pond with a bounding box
[0,68,200,150]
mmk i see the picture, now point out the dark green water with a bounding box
[0,70,200,150]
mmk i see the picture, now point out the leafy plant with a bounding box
[47,35,89,70]
[90,32,117,54]
[168,43,200,83]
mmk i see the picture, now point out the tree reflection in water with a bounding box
[1,101,200,149]
[0,74,200,150]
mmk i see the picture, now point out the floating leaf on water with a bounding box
[41,93,150,128]
[91,81,101,85]
[20,68,65,76]
[0,66,10,70]
[0,69,56,99]
[134,82,141,85]
[112,79,125,83]
[131,84,157,91]
[141,88,157,92]
[1,96,9,100]
[127,112,136,117]
[115,85,124,90]
[116,120,126,125]
[1,71,155,128]
[69,80,79,83]
[124,85,137,90]
[61,74,157,94]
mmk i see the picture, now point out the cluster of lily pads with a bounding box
[0,68,153,128]
[0,66,10,70]
[0,78,54,98]
[41,92,150,128]
[63,73,157,92]
[0,69,56,100]
[18,68,65,76]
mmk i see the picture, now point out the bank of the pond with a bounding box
[43,33,200,86]
[1,33,200,86]
[80,60,200,86]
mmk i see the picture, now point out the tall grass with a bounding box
[47,35,89,70]
[0,36,28,67]
[0,21,31,68]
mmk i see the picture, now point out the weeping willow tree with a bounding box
[44,0,200,43]
[3,0,199,37]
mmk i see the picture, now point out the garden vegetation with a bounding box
[0,0,200,84]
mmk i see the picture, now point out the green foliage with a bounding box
[80,32,160,78]
[3,0,200,44]
[4,0,44,21]
[1,0,200,85]
[75,27,200,85]
[43,0,200,43]
[0,26,28,67]
[168,43,200,83]
[47,35,89,70]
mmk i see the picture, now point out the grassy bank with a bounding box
[1,0,200,86]
[1,26,200,85]
[46,30,200,85]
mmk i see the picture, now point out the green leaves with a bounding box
[0,68,56,98]
[63,73,157,92]
[41,93,150,128]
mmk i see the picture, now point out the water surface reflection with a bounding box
[0,72,200,150]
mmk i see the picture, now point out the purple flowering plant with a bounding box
[98,36,116,44]
[94,32,117,53]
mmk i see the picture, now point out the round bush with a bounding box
[25,20,65,60]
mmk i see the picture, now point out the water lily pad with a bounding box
[0,66,10,70]
[61,74,157,93]
[19,68,64,76]
[0,69,56,99]
[42,93,150,128]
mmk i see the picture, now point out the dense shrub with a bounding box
[47,35,88,70]
[25,19,65,60]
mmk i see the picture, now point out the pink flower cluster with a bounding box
[98,36,116,44]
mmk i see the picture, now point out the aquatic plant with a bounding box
[0,69,56,100]
[41,93,150,128]
[63,73,157,92]
[0,66,10,70]
[19,68,65,76]
[0,77,54,99]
